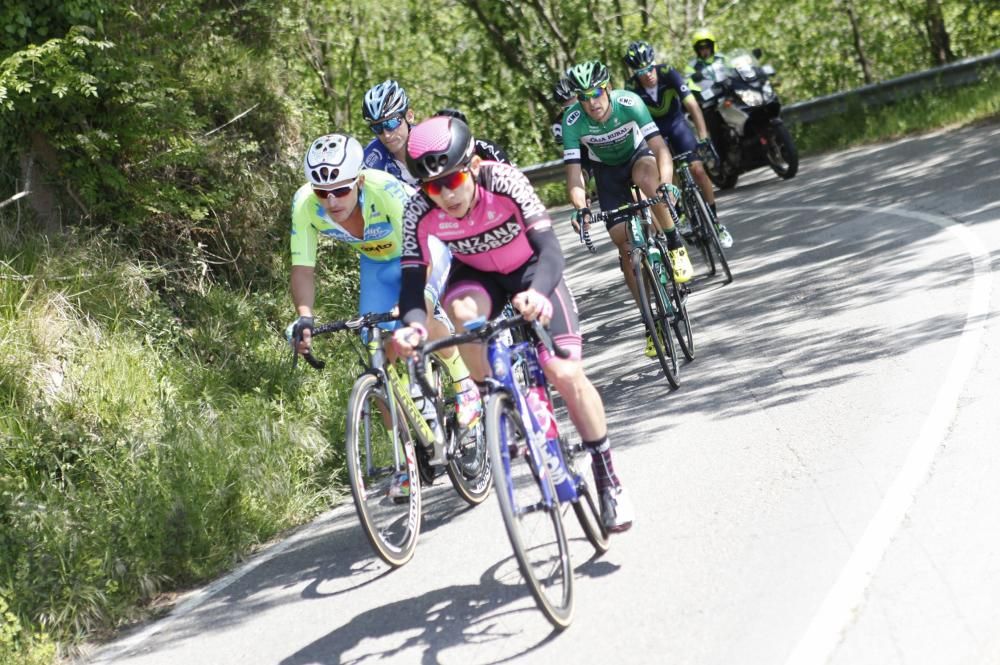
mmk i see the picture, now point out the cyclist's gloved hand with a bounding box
[656,182,681,204]
[698,137,719,164]
[391,322,428,358]
[513,288,553,326]
[571,206,591,233]
[286,315,314,354]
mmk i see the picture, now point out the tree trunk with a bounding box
[841,0,874,84]
[923,0,954,65]
[21,131,64,233]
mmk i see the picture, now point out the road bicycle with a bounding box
[415,313,610,629]
[675,149,733,284]
[294,312,492,567]
[593,192,695,389]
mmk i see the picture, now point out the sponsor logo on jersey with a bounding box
[363,152,381,167]
[363,221,393,241]
[401,195,434,260]
[566,110,581,125]
[360,240,396,257]
[485,164,547,220]
[439,221,460,230]
[617,94,636,107]
[447,218,522,255]
[585,124,635,146]
[319,227,358,243]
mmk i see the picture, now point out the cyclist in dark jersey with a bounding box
[624,40,732,248]
[392,116,634,532]
[433,108,514,165]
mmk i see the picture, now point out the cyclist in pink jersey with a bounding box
[392,116,633,532]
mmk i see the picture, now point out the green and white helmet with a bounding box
[566,60,610,93]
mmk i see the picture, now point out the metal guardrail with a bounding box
[522,49,999,187]
[782,49,999,124]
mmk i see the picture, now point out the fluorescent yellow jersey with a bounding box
[290,168,414,267]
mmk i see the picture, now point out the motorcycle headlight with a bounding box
[762,82,776,101]
[737,89,764,106]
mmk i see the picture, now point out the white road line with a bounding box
[760,205,993,665]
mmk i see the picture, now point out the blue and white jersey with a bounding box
[363,138,419,186]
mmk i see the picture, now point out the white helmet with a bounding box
[303,134,364,187]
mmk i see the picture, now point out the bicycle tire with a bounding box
[486,392,574,629]
[345,372,422,567]
[652,236,695,361]
[690,189,733,284]
[445,419,493,505]
[633,249,680,389]
[422,356,492,505]
[562,439,610,554]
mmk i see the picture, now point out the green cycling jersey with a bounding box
[560,90,660,166]
[290,168,414,267]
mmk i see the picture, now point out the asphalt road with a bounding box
[84,120,1000,665]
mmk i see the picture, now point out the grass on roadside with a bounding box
[793,68,1000,154]
[0,225,359,661]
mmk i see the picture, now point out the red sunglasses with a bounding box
[312,183,355,200]
[421,169,471,196]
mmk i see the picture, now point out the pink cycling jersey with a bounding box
[400,162,551,274]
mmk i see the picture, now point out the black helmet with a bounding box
[434,108,469,125]
[406,116,475,181]
[553,73,576,103]
[624,41,655,69]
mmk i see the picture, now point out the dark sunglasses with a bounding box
[578,86,605,101]
[635,64,655,76]
[313,183,355,199]
[421,169,471,196]
[370,116,404,134]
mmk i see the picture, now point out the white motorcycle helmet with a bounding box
[304,133,364,187]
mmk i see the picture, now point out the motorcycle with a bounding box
[693,48,798,190]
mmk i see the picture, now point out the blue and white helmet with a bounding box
[303,134,364,187]
[362,79,410,123]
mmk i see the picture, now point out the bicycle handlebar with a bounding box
[591,193,666,224]
[291,311,399,370]
[411,313,569,398]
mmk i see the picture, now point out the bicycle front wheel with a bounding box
[486,392,574,629]
[690,189,733,284]
[653,236,695,361]
[633,250,680,389]
[345,372,422,567]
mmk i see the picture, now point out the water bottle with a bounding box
[526,387,575,501]
[526,386,558,440]
[647,244,668,287]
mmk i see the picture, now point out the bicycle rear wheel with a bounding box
[562,438,610,554]
[633,249,680,389]
[485,392,574,629]
[345,372,422,567]
[446,419,492,505]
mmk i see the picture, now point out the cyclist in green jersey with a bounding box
[289,133,482,430]
[561,60,695,355]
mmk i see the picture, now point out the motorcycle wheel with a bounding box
[767,122,799,180]
[709,164,739,190]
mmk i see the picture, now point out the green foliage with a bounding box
[0,0,997,659]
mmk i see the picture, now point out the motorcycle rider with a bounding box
[624,40,731,248]
[686,29,727,86]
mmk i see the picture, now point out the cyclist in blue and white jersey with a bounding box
[361,79,421,186]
